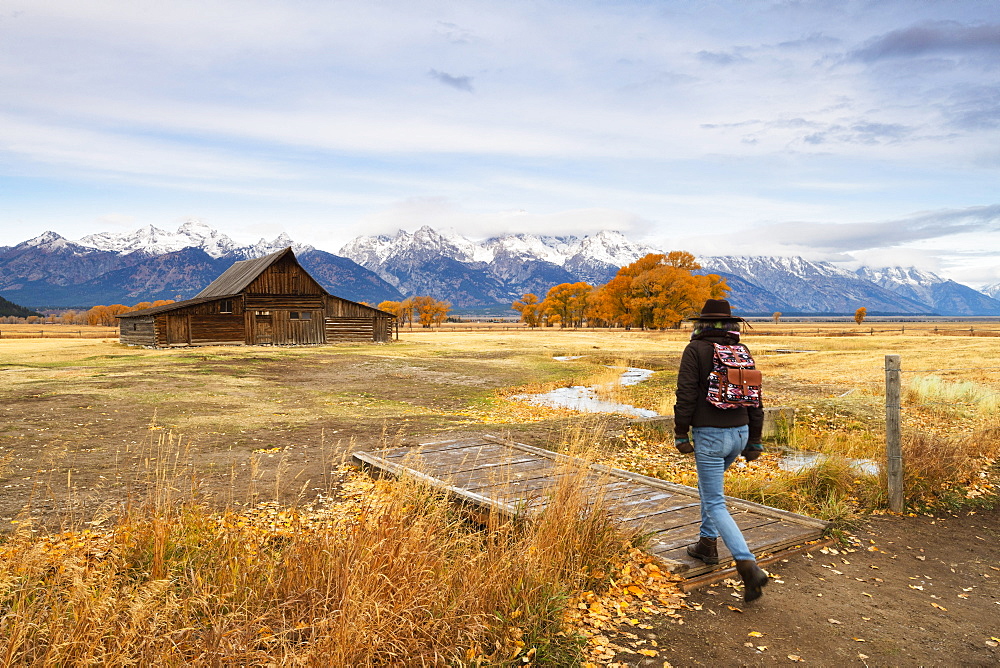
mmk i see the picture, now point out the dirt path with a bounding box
[621,507,1000,667]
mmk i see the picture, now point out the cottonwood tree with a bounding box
[591,252,728,329]
[86,304,130,326]
[854,307,867,325]
[540,282,592,328]
[411,296,451,328]
[378,299,418,328]
[773,311,782,324]
[511,293,542,327]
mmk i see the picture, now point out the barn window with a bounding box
[220,299,233,313]
[289,311,312,320]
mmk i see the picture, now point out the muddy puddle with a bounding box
[514,359,658,417]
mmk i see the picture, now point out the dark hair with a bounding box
[692,319,741,337]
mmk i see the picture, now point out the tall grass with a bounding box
[905,374,1000,416]
[899,422,1000,509]
[0,430,635,665]
[724,454,866,529]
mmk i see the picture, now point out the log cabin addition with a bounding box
[117,247,395,347]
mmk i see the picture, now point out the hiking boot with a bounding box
[736,559,769,603]
[686,536,719,564]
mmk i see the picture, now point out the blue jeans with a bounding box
[692,425,755,562]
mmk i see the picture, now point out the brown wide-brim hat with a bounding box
[687,298,749,322]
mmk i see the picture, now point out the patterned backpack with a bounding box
[706,343,762,409]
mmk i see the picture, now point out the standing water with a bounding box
[513,359,658,417]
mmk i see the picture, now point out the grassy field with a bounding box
[0,323,120,338]
[0,325,997,663]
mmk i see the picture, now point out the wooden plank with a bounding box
[679,537,838,592]
[652,518,821,575]
[483,434,829,531]
[379,437,494,459]
[460,460,563,491]
[438,455,542,479]
[351,451,521,517]
[353,435,831,580]
[379,443,503,466]
[646,512,778,554]
[381,444,517,473]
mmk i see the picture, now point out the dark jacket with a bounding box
[673,329,764,443]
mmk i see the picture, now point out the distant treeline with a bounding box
[0,300,175,326]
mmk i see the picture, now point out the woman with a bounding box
[673,298,769,602]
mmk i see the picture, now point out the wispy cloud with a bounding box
[757,205,1000,253]
[428,69,474,92]
[852,21,1000,62]
[696,50,748,66]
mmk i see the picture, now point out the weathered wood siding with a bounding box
[190,315,244,345]
[245,255,325,297]
[323,295,394,342]
[139,297,247,347]
[325,317,372,342]
[119,316,156,346]
[325,298,383,318]
[245,296,324,310]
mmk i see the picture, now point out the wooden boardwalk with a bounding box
[352,434,830,578]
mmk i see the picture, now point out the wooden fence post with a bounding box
[885,354,903,512]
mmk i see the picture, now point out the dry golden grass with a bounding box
[0,323,119,339]
[0,427,642,666]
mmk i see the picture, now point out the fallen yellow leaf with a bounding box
[748,631,764,637]
[638,648,658,657]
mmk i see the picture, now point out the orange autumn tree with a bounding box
[411,295,451,328]
[511,293,542,327]
[592,252,729,329]
[541,282,592,328]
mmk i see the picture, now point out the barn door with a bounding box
[254,312,273,345]
[165,314,190,346]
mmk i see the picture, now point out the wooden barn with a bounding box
[117,247,395,347]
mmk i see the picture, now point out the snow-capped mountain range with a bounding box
[75,220,314,259]
[2,221,999,315]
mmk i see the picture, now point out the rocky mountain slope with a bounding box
[3,222,999,315]
[0,224,399,308]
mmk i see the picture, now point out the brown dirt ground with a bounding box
[2,337,998,666]
[615,507,1000,667]
[0,341,591,530]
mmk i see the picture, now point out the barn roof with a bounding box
[195,247,327,299]
[117,295,228,318]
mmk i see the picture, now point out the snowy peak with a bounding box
[856,266,945,288]
[236,232,313,259]
[571,230,655,267]
[77,220,239,258]
[699,255,856,281]
[19,231,73,250]
[857,265,1000,316]
[340,228,652,274]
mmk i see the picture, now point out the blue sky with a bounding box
[2,0,999,285]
